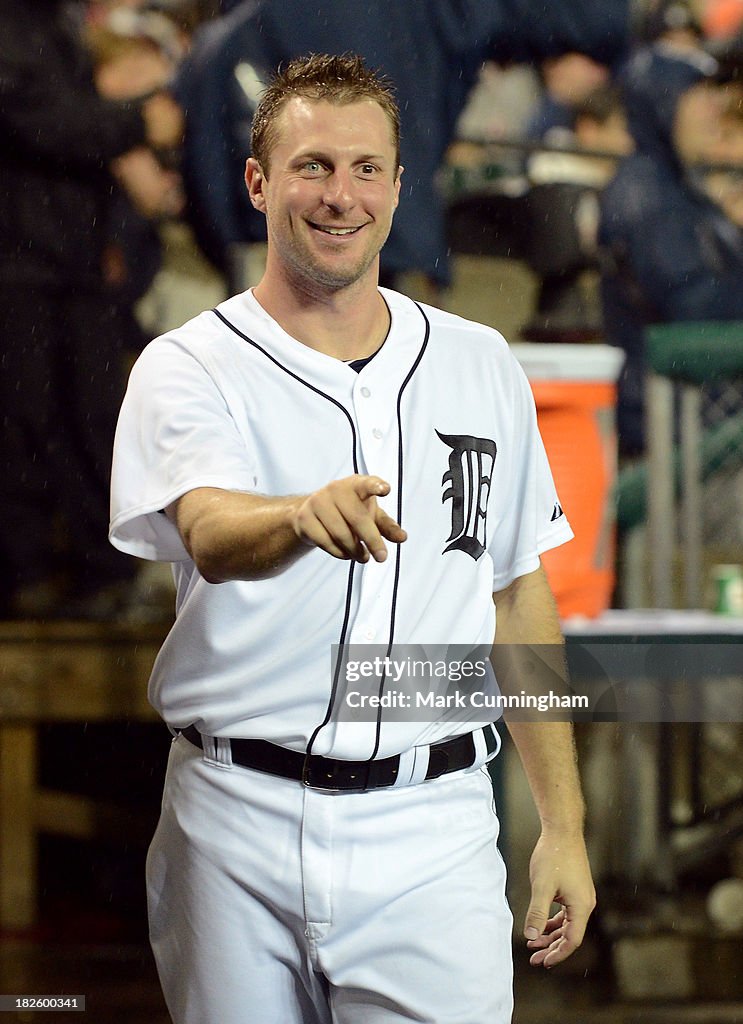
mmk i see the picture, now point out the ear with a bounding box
[245,157,267,213]
[393,164,403,210]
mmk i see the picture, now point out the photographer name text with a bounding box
[344,690,587,711]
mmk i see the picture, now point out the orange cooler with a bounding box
[510,344,625,620]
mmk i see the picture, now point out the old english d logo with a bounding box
[437,431,497,561]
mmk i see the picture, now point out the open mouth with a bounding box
[309,223,364,236]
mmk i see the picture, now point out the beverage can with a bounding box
[711,564,743,616]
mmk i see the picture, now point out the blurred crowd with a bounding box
[1,0,743,621]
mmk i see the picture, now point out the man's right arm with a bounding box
[167,476,407,583]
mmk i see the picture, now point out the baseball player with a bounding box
[110,53,595,1024]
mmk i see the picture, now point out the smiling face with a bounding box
[246,96,402,295]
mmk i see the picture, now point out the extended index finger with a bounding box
[376,507,408,544]
[335,476,405,562]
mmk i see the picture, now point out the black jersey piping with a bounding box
[210,307,358,757]
[364,301,431,771]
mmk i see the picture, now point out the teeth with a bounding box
[315,225,359,235]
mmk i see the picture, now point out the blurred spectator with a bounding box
[528,85,634,201]
[703,86,743,225]
[88,18,186,355]
[641,0,706,52]
[87,0,207,49]
[526,52,611,144]
[520,85,633,343]
[598,46,743,456]
[174,0,630,298]
[0,0,182,619]
[522,4,701,149]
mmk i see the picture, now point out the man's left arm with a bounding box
[492,562,596,968]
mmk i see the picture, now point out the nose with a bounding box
[322,168,356,213]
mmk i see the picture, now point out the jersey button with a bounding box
[360,386,371,398]
[363,627,376,641]
[372,428,383,440]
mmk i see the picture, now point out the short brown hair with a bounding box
[251,52,400,173]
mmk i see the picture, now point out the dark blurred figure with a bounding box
[0,0,183,618]
[174,0,631,299]
[599,46,743,455]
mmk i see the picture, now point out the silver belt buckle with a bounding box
[301,753,347,791]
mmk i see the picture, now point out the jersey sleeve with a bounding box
[488,351,573,592]
[109,335,259,562]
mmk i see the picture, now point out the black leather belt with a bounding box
[179,724,496,791]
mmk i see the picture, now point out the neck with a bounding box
[251,261,390,361]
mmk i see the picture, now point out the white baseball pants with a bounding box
[147,733,513,1023]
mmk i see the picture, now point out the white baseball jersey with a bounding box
[110,287,572,758]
